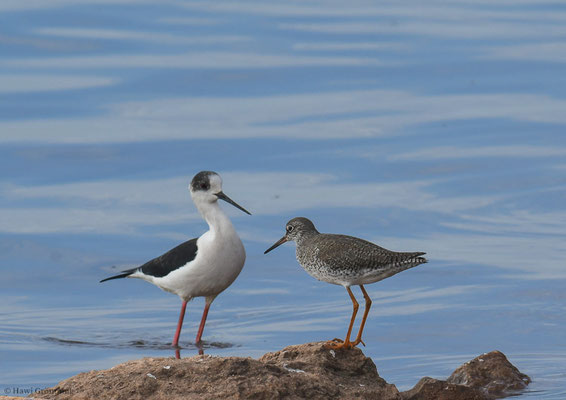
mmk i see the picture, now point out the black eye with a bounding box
[286,225,294,232]
[201,183,208,190]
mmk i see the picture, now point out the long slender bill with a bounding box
[216,191,251,215]
[264,236,288,254]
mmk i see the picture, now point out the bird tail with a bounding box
[394,252,427,272]
[100,267,138,283]
[414,252,427,264]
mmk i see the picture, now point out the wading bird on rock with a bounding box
[265,217,426,350]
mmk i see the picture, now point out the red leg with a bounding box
[172,300,188,347]
[195,302,211,344]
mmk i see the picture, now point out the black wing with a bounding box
[139,238,198,277]
[100,238,198,282]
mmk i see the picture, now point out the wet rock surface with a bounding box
[447,350,531,397]
[28,344,530,400]
[402,351,531,400]
[401,377,485,400]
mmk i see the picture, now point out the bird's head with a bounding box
[264,217,318,254]
[189,171,251,215]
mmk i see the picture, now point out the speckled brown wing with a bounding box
[313,234,426,275]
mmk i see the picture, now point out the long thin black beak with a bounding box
[216,191,251,215]
[264,236,288,254]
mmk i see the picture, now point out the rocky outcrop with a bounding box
[401,377,485,400]
[258,342,400,399]
[402,351,531,400]
[30,344,530,400]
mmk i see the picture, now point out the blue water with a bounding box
[1,1,566,398]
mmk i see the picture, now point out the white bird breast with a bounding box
[152,229,246,301]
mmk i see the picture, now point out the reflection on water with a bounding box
[1,0,566,398]
[42,336,234,351]
[41,337,234,359]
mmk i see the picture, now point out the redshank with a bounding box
[264,217,427,350]
[101,171,251,348]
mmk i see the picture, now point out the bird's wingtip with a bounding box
[99,271,134,283]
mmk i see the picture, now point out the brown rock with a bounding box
[402,350,531,400]
[446,350,531,397]
[259,342,400,399]
[34,342,400,400]
[401,377,485,400]
[31,345,530,400]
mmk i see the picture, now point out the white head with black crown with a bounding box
[189,171,251,215]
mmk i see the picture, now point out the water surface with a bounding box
[1,1,565,398]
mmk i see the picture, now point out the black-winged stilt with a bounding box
[101,171,250,349]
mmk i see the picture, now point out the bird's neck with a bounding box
[197,201,235,236]
[296,230,318,246]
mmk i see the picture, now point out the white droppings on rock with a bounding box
[146,373,157,380]
[329,350,336,358]
[283,363,305,374]
[163,365,171,370]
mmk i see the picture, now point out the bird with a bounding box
[101,171,251,349]
[264,217,427,350]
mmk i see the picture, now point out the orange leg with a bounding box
[352,285,372,346]
[325,286,358,350]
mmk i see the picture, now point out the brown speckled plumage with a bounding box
[280,217,427,287]
[298,233,426,285]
